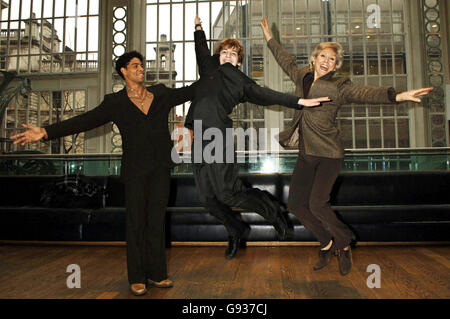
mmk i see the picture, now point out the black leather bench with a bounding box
[0,171,449,242]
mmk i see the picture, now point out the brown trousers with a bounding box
[287,151,355,250]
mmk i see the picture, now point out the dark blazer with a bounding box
[44,84,195,181]
[185,30,301,131]
[267,38,397,158]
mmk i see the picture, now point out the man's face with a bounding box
[219,46,241,66]
[121,57,145,83]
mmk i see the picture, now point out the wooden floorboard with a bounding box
[0,244,448,299]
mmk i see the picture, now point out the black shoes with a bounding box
[225,226,250,259]
[336,246,353,276]
[313,242,335,271]
[239,189,293,241]
[225,236,241,259]
[273,215,288,240]
[273,214,290,240]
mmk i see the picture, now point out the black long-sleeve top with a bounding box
[184,30,301,131]
[44,84,195,181]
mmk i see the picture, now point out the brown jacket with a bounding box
[267,38,397,158]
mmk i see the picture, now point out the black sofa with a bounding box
[0,171,449,242]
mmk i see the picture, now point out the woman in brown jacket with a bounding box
[261,17,433,275]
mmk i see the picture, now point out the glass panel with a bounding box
[383,119,396,148]
[184,3,195,41]
[88,16,98,51]
[184,42,195,81]
[397,119,410,148]
[355,119,367,148]
[198,2,211,38]
[76,17,87,51]
[1,149,449,175]
[368,119,381,148]
[78,0,88,16]
[43,0,54,18]
[21,0,31,20]
[89,0,99,15]
[0,0,99,74]
[340,119,353,149]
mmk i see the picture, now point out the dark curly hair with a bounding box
[115,51,144,79]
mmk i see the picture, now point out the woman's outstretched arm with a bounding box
[261,17,301,83]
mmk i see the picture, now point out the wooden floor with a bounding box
[0,243,449,299]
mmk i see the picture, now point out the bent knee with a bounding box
[216,191,237,206]
[287,196,308,214]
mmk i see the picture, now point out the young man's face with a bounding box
[121,57,145,83]
[219,46,241,66]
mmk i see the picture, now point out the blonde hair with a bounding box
[309,42,344,71]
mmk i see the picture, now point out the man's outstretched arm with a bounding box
[11,96,112,145]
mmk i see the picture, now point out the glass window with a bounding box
[0,0,100,74]
[281,0,409,149]
[146,0,265,152]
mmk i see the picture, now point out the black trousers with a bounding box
[124,167,170,284]
[287,152,355,250]
[193,160,279,237]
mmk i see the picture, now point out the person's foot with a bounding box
[225,236,241,259]
[130,283,147,296]
[147,279,174,288]
[336,246,353,275]
[225,226,250,259]
[273,213,291,240]
[313,240,334,270]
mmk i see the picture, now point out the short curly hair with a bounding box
[115,51,144,79]
[214,39,245,64]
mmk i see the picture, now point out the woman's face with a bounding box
[313,48,337,78]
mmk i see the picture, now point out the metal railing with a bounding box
[0,148,449,176]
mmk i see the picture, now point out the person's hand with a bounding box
[298,97,330,107]
[195,15,202,30]
[395,87,433,102]
[11,124,47,146]
[261,17,272,42]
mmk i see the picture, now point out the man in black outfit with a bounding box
[187,16,330,259]
[11,51,196,296]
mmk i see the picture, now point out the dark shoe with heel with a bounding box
[225,236,241,259]
[337,247,353,276]
[313,242,335,271]
[225,226,250,259]
[273,213,292,241]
